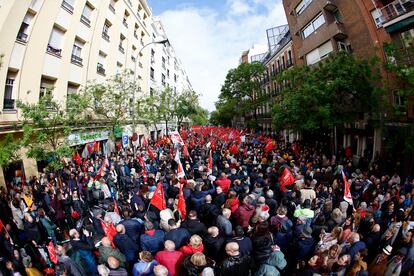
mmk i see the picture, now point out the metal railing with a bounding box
[47,44,62,56]
[102,32,110,41]
[3,99,15,110]
[109,4,115,13]
[61,0,74,13]
[380,0,414,24]
[16,32,28,42]
[118,45,125,53]
[97,63,106,75]
[71,54,83,66]
[123,19,128,28]
[80,15,91,26]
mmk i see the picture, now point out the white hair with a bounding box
[154,265,169,276]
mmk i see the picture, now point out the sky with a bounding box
[147,0,287,112]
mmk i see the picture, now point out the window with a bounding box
[282,56,286,69]
[17,12,34,42]
[71,39,83,66]
[393,91,406,106]
[62,0,75,13]
[174,74,177,82]
[151,49,155,63]
[81,2,93,26]
[3,72,16,110]
[40,77,55,100]
[123,10,129,28]
[334,10,343,23]
[150,88,154,96]
[119,35,125,53]
[295,0,312,16]
[161,74,166,86]
[134,24,139,38]
[47,26,65,56]
[102,20,111,41]
[371,9,383,28]
[302,13,325,39]
[116,62,123,74]
[67,83,79,95]
[401,28,414,48]
[167,69,170,78]
[97,52,106,75]
[109,0,116,13]
[288,50,293,66]
[162,57,166,69]
[305,41,333,65]
[277,60,281,71]
[150,67,155,80]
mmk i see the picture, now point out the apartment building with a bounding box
[0,0,191,185]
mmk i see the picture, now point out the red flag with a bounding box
[175,151,186,179]
[100,220,117,246]
[113,199,120,215]
[87,143,94,153]
[183,144,190,157]
[279,167,295,193]
[342,170,353,205]
[93,162,106,180]
[178,183,186,220]
[150,182,166,210]
[264,140,275,153]
[138,156,148,181]
[229,144,238,155]
[0,219,4,233]
[72,152,82,166]
[147,147,156,160]
[207,150,213,175]
[142,136,148,147]
[47,241,58,264]
[93,141,99,152]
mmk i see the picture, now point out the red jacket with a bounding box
[155,250,184,276]
[215,177,231,194]
[179,243,204,255]
[234,204,255,228]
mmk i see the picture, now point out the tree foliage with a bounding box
[272,52,381,132]
[0,134,21,168]
[189,106,209,126]
[176,90,199,127]
[216,62,266,125]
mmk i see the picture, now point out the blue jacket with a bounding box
[113,233,139,262]
[140,230,165,255]
[165,227,191,248]
[294,237,315,262]
[120,218,142,244]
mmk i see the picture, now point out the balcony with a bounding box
[102,32,110,41]
[3,99,15,110]
[71,54,83,66]
[97,63,105,75]
[140,39,144,46]
[131,56,136,62]
[381,0,414,25]
[118,45,125,54]
[80,15,91,27]
[16,32,28,43]
[323,0,338,13]
[61,0,74,13]
[47,44,62,56]
[109,4,115,13]
[123,19,128,28]
[134,32,138,39]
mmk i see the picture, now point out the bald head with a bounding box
[107,256,119,269]
[101,237,111,247]
[205,194,212,203]
[116,224,125,234]
[208,226,219,237]
[164,240,176,251]
[372,224,381,232]
[225,242,240,256]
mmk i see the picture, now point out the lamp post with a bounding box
[131,38,169,134]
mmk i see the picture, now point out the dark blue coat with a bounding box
[113,233,139,262]
[165,227,191,248]
[140,230,165,255]
[120,218,142,244]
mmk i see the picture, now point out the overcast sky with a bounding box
[148,0,287,111]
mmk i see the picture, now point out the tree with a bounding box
[190,106,209,126]
[0,134,21,168]
[219,62,266,124]
[272,52,381,133]
[175,90,199,128]
[17,94,75,171]
[209,99,238,126]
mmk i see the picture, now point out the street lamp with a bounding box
[131,38,170,140]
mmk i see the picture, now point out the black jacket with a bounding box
[217,254,251,276]
[181,219,207,237]
[204,235,225,260]
[251,234,272,265]
[182,255,215,276]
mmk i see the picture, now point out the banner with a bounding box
[170,131,185,146]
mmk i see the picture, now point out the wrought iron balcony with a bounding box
[3,99,15,110]
[80,15,91,27]
[47,44,62,56]
[102,32,110,41]
[16,32,28,42]
[118,45,125,53]
[109,4,115,13]
[97,63,106,75]
[123,19,128,28]
[61,0,74,13]
[71,54,83,66]
[380,0,414,24]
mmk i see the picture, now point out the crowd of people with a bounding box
[0,126,413,276]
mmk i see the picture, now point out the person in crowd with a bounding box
[140,221,165,255]
[155,240,184,276]
[69,228,98,275]
[218,242,250,276]
[98,237,126,268]
[132,251,158,276]
[180,234,204,255]
[182,252,215,276]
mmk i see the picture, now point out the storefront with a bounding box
[67,130,114,156]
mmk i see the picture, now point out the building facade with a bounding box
[0,0,191,185]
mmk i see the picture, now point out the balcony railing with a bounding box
[102,32,110,41]
[61,0,74,13]
[71,54,83,66]
[118,45,125,53]
[123,19,128,28]
[47,44,62,56]
[109,4,115,13]
[97,63,106,75]
[131,56,136,62]
[80,15,91,26]
[3,99,15,110]
[380,0,414,24]
[16,32,28,42]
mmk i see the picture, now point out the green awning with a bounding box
[385,15,414,33]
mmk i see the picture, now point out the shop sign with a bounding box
[68,130,110,146]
